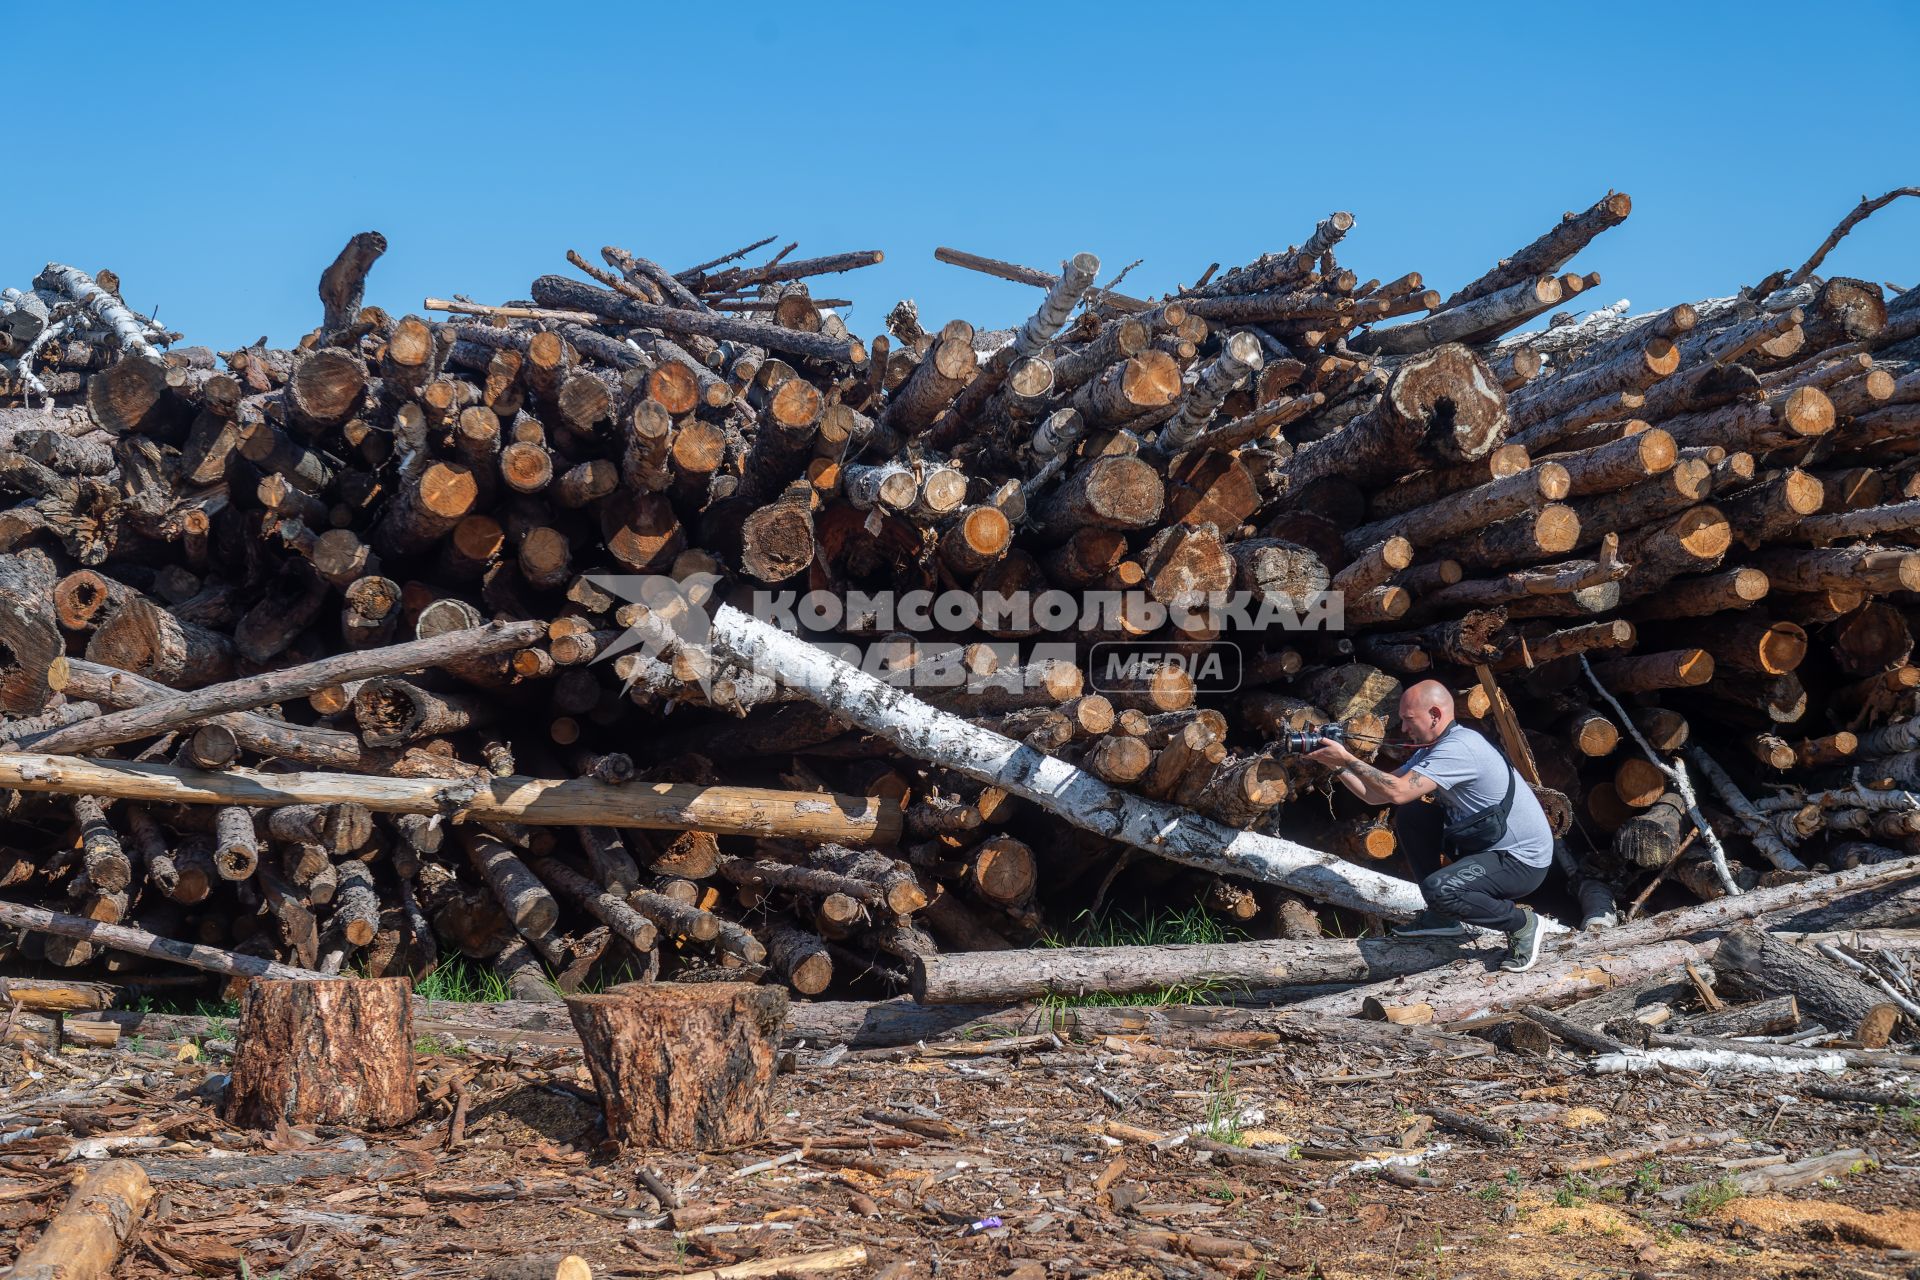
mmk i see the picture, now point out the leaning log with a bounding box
[28,619,549,755]
[706,602,1425,916]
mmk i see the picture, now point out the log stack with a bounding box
[1,187,1918,1003]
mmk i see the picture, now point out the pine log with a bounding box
[0,754,904,846]
[1750,546,1920,594]
[1348,463,1570,556]
[0,1159,152,1280]
[1429,504,1581,572]
[1369,446,1531,521]
[1624,567,1770,620]
[86,597,235,689]
[1271,345,1507,493]
[1715,925,1899,1041]
[462,829,561,937]
[911,935,1486,1003]
[1721,470,1826,549]
[1588,649,1713,693]
[1442,193,1632,309]
[1356,276,1564,355]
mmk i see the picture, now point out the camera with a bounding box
[1276,722,1346,754]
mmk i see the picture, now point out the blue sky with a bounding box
[7,3,1916,351]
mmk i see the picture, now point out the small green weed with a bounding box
[414,1034,469,1057]
[121,992,239,1019]
[1681,1176,1743,1219]
[1203,1067,1247,1146]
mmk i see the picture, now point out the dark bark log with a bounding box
[1271,344,1507,495]
[531,275,856,364]
[319,232,388,337]
[30,618,544,754]
[1715,925,1899,1041]
[1441,192,1631,309]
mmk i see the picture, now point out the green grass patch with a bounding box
[1045,902,1248,949]
[1202,1066,1247,1146]
[410,956,519,1003]
[1035,903,1247,1009]
[1553,1175,1597,1208]
[1681,1176,1743,1219]
[120,992,239,1020]
[414,1034,469,1056]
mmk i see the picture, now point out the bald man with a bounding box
[1307,680,1553,972]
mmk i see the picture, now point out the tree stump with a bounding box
[223,977,417,1129]
[566,982,788,1151]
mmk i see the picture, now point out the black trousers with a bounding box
[1394,800,1547,933]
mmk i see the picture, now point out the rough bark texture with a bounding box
[1,1159,152,1280]
[223,977,418,1128]
[566,983,788,1151]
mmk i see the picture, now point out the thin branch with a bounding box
[1790,187,1920,286]
[1579,654,1740,896]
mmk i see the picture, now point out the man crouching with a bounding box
[1307,680,1552,971]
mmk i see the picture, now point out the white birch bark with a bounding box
[33,264,160,360]
[1155,331,1263,456]
[1012,253,1099,359]
[705,603,1427,917]
[1591,1048,1846,1075]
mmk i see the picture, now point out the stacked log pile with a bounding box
[1,188,1919,1004]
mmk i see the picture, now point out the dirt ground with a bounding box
[4,1012,1920,1280]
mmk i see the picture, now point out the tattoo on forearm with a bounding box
[1346,760,1399,797]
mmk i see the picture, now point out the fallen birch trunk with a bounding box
[1591,1048,1847,1075]
[706,603,1426,917]
[1300,858,1920,1021]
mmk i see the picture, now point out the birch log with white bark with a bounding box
[705,603,1425,916]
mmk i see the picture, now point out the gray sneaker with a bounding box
[1501,908,1543,972]
[1391,912,1470,940]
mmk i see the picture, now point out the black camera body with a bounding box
[1276,721,1346,754]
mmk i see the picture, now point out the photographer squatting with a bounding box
[1307,680,1553,972]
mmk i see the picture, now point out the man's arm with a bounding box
[1306,740,1437,806]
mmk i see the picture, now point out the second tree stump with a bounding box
[566,982,788,1150]
[223,977,418,1129]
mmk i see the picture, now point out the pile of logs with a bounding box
[1,187,1918,1004]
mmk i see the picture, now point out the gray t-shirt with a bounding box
[1402,724,1555,868]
